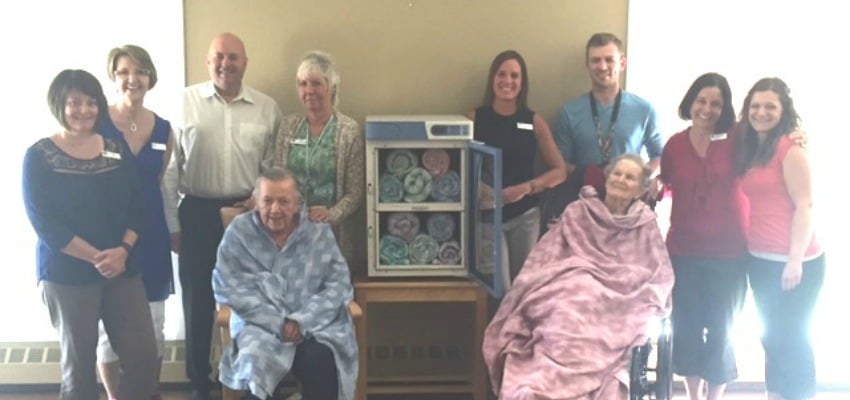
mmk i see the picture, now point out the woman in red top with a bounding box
[736,77,824,400]
[659,73,747,400]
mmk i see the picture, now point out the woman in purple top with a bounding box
[97,44,175,400]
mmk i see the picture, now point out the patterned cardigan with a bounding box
[263,111,365,265]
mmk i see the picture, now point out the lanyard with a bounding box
[589,90,622,164]
[295,114,336,204]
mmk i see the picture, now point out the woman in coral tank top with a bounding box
[736,77,825,400]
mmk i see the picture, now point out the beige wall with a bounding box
[183,0,628,268]
[183,0,628,124]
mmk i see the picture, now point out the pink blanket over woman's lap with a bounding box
[483,187,674,400]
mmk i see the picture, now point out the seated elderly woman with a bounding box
[212,168,357,400]
[482,153,674,400]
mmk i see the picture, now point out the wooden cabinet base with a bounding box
[354,279,489,400]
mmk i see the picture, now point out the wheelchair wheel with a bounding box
[628,319,674,400]
[629,343,651,400]
[654,322,674,400]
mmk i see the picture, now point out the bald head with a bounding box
[206,32,247,100]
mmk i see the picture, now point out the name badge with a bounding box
[517,122,534,131]
[290,138,308,145]
[151,142,167,151]
[710,133,728,141]
[102,150,122,160]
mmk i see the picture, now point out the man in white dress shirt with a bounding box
[162,32,282,400]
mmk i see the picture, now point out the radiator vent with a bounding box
[368,343,464,361]
[0,341,220,385]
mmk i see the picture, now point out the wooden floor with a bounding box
[1,390,849,400]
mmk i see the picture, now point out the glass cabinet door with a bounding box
[467,141,504,298]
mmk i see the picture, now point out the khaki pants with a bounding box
[480,207,540,291]
[42,275,157,400]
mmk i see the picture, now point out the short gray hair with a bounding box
[296,50,340,107]
[603,154,652,191]
[253,167,302,202]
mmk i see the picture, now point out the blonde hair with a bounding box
[296,50,340,107]
[107,44,158,88]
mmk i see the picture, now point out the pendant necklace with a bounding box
[123,107,140,133]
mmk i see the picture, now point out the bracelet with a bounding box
[119,241,133,253]
[528,180,537,194]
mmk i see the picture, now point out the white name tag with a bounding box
[517,122,533,131]
[291,138,308,145]
[102,150,122,160]
[710,133,728,141]
[151,142,167,151]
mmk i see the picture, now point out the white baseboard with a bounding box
[0,341,221,385]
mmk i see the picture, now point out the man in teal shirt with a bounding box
[543,33,663,230]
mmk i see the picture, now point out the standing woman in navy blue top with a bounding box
[22,69,157,400]
[97,45,175,400]
[467,50,567,288]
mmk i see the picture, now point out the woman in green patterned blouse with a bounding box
[264,51,365,268]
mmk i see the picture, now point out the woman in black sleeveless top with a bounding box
[467,50,567,288]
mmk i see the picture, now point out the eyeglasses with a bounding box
[114,68,151,79]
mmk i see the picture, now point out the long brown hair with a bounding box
[482,50,529,110]
[735,77,800,175]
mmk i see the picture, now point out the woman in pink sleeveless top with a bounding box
[736,77,824,400]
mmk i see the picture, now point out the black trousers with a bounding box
[292,338,340,400]
[748,254,825,400]
[178,194,244,391]
[243,338,339,400]
[670,256,747,384]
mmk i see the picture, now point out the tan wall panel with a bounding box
[183,0,628,268]
[184,0,628,124]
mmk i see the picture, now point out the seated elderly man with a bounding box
[483,154,674,400]
[212,168,357,400]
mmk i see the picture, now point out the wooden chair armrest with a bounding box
[347,301,362,320]
[220,207,246,228]
[216,305,231,327]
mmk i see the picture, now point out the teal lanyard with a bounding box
[297,114,336,204]
[299,114,336,161]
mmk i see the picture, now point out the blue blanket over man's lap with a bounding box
[213,208,357,400]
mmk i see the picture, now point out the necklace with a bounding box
[118,106,140,134]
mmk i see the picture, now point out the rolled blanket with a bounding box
[385,149,418,176]
[403,167,433,203]
[421,149,450,177]
[426,213,456,242]
[430,170,461,202]
[437,240,461,265]
[409,234,438,265]
[379,235,409,265]
[379,173,404,202]
[387,212,420,242]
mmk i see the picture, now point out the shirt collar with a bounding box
[199,81,255,104]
